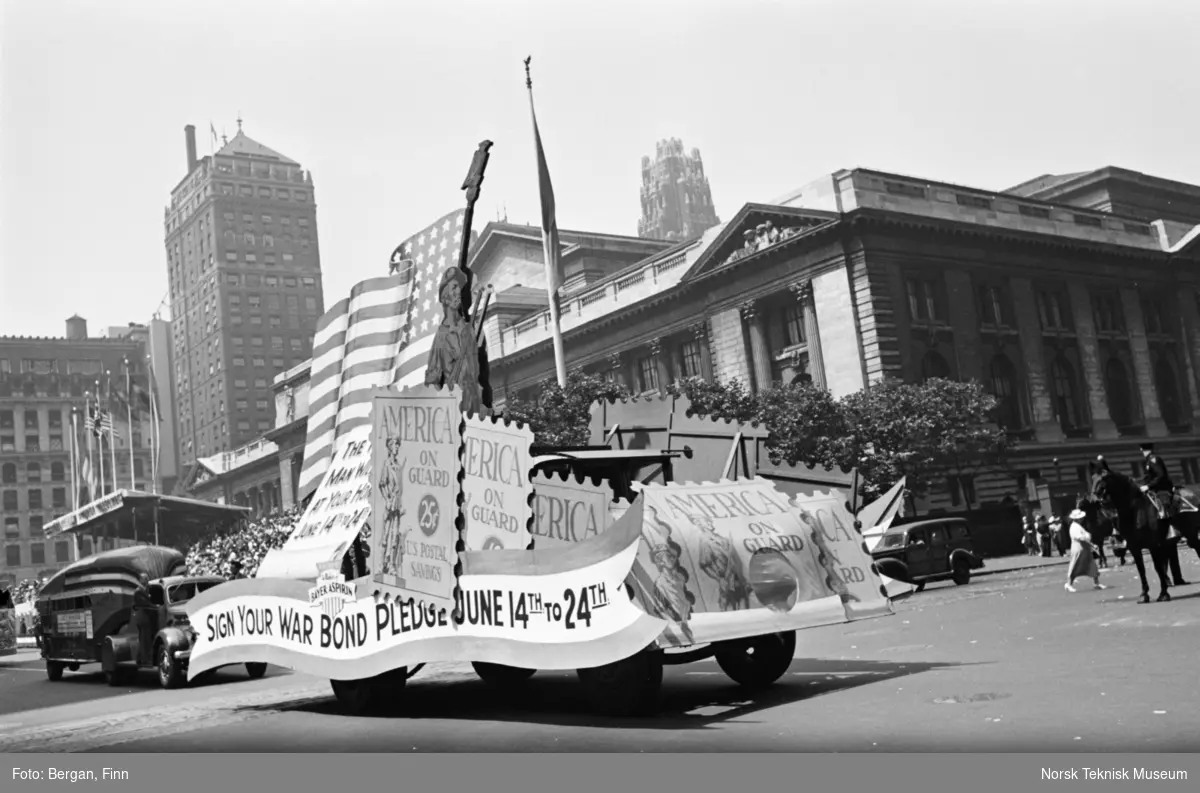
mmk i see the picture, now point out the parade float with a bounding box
[183,141,896,717]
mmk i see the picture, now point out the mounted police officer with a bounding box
[1139,442,1175,520]
[1140,442,1190,586]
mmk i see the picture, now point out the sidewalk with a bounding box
[975,553,1069,577]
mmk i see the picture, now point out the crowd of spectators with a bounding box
[185,506,304,578]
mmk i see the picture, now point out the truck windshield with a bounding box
[166,581,221,604]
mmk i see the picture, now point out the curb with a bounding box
[974,558,1069,578]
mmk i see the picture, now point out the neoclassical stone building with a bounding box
[473,166,1200,516]
[180,165,1200,524]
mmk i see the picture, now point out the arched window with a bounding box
[50,462,65,482]
[1050,356,1084,429]
[1155,358,1185,426]
[1103,359,1137,428]
[920,350,952,382]
[27,462,42,483]
[1,463,15,484]
[988,355,1026,430]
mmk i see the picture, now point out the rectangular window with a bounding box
[304,296,317,310]
[232,357,245,367]
[1092,290,1125,333]
[301,277,316,288]
[28,489,43,510]
[252,357,266,367]
[5,545,20,566]
[248,294,261,306]
[55,540,70,562]
[978,284,1009,326]
[52,487,66,508]
[1037,288,1072,331]
[637,355,659,393]
[25,435,40,452]
[289,339,302,351]
[780,303,805,347]
[680,340,703,378]
[905,277,944,323]
[3,516,17,538]
[236,400,248,410]
[31,542,45,565]
[256,400,269,410]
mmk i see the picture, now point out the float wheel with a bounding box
[245,662,268,680]
[577,651,664,717]
[472,662,536,687]
[715,630,796,689]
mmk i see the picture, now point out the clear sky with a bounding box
[2,0,1197,338]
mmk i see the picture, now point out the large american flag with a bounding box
[296,208,471,502]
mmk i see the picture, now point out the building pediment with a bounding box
[680,203,840,281]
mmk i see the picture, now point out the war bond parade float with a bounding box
[181,139,898,717]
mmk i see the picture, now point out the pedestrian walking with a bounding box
[1023,516,1039,556]
[1037,514,1053,557]
[1052,515,1070,556]
[1065,505,1105,592]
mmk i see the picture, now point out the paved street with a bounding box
[2,551,1198,753]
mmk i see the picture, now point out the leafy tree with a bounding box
[755,382,849,470]
[834,377,1011,501]
[500,370,630,447]
[665,376,758,423]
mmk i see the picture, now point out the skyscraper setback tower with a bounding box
[637,138,720,241]
[164,123,325,469]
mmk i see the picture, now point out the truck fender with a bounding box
[155,626,191,659]
[104,635,134,671]
[873,557,911,583]
[950,548,984,570]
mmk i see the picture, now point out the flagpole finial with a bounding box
[524,56,532,89]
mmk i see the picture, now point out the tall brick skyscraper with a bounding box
[637,138,720,242]
[164,123,325,468]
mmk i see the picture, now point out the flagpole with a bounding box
[124,358,136,489]
[68,407,81,561]
[92,386,106,496]
[106,371,118,493]
[146,342,161,495]
[524,56,567,388]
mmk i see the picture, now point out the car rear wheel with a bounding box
[245,662,268,680]
[45,661,64,682]
[715,631,797,689]
[951,559,971,586]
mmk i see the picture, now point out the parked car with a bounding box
[870,518,985,592]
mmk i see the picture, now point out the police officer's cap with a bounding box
[1139,442,1155,452]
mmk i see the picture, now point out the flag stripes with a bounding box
[296,208,468,502]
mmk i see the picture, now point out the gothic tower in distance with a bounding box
[637,138,720,242]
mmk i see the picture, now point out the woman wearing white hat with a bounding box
[1065,502,1105,592]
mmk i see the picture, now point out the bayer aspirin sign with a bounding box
[308,562,356,618]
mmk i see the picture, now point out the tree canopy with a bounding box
[501,371,1011,503]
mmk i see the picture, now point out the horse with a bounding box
[1087,462,1173,604]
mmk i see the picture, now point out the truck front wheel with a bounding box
[472,662,536,687]
[577,651,663,717]
[331,668,408,716]
[715,630,796,689]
